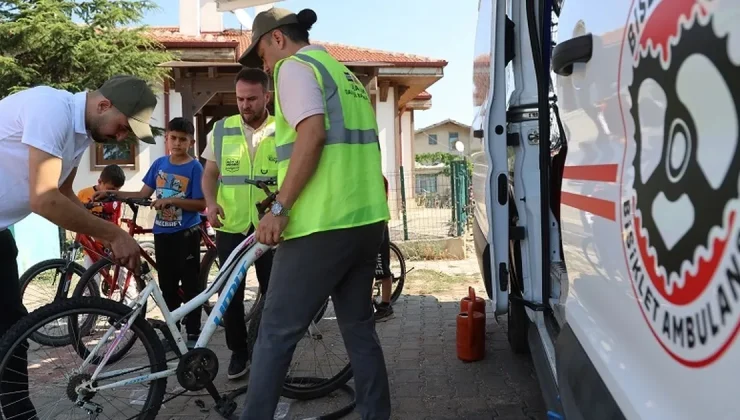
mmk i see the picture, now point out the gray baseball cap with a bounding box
[99,75,158,144]
[239,8,301,67]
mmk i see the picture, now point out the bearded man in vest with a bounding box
[201,67,277,381]
[237,7,391,420]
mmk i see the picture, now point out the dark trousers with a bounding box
[0,229,37,419]
[216,228,273,354]
[241,222,391,420]
[154,225,203,335]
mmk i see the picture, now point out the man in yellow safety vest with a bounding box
[201,67,277,381]
[237,7,392,420]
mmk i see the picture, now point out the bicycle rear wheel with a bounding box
[373,242,407,305]
[0,297,167,420]
[388,242,406,303]
[20,258,99,346]
[246,297,353,401]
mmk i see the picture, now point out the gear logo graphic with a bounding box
[619,0,740,367]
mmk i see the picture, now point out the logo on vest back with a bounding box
[268,154,277,163]
[224,157,240,173]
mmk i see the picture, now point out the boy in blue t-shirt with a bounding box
[105,118,206,346]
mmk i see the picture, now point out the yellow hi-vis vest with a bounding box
[273,49,390,240]
[211,114,277,233]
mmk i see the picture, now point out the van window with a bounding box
[472,0,493,132]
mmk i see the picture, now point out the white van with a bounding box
[472,0,740,418]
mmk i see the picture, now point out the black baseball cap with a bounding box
[99,75,158,144]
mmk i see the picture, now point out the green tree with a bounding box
[0,0,173,97]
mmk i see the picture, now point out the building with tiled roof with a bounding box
[74,1,448,214]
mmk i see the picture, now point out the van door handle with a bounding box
[552,34,593,76]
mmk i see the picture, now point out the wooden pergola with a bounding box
[164,60,383,161]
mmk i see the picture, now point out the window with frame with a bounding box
[415,174,439,194]
[448,132,459,150]
[92,143,136,169]
[428,133,438,145]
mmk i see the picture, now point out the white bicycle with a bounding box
[0,180,352,420]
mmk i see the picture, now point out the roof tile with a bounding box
[146,27,447,67]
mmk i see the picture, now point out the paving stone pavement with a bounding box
[160,294,545,420]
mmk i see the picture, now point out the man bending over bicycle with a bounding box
[0,75,154,419]
[98,118,206,349]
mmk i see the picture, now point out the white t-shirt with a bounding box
[0,86,92,230]
[276,45,328,129]
[202,115,275,163]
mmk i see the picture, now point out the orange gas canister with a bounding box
[460,287,486,320]
[456,298,485,362]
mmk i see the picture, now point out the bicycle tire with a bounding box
[389,242,406,304]
[139,240,156,260]
[0,296,167,420]
[246,297,353,401]
[72,258,144,363]
[19,258,99,346]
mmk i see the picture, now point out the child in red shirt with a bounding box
[77,164,126,266]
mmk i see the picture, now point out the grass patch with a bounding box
[405,269,479,296]
[397,241,459,261]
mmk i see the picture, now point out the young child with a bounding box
[77,164,126,224]
[105,118,206,347]
[77,164,126,269]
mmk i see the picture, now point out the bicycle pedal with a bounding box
[147,319,167,330]
[214,398,237,419]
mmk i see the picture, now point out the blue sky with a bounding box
[142,0,478,129]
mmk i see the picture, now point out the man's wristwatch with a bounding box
[270,200,290,217]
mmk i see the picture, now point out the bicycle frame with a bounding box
[77,231,271,391]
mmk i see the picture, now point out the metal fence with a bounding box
[385,162,472,242]
[65,165,473,244]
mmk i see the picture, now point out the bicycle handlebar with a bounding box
[87,178,278,217]
[86,193,153,209]
[251,179,279,218]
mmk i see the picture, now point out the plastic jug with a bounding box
[460,287,486,320]
[456,293,485,362]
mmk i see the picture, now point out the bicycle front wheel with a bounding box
[0,296,167,420]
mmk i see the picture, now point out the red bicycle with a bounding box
[18,196,219,347]
[72,195,219,311]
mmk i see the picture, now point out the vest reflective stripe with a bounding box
[211,114,278,233]
[274,53,379,163]
[213,123,243,168]
[273,49,390,240]
[220,175,277,185]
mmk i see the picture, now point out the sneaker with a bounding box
[374,302,394,322]
[227,351,250,380]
